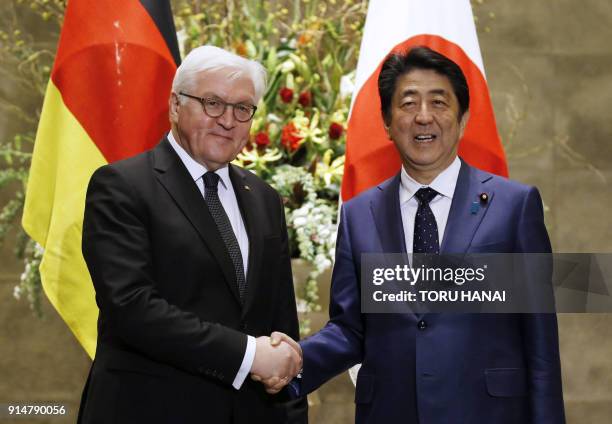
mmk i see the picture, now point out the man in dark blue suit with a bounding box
[263,46,565,423]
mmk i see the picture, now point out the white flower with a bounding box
[280,59,296,73]
[293,217,308,227]
[292,206,310,218]
[314,253,332,272]
[296,299,309,314]
[340,72,356,99]
[13,285,22,300]
[34,243,44,256]
[266,113,283,123]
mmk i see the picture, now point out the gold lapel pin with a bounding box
[479,192,488,203]
[244,185,251,191]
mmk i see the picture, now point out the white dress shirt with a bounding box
[168,132,255,390]
[399,157,461,253]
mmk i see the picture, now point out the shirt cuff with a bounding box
[232,335,256,390]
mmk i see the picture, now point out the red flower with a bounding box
[328,122,344,140]
[298,91,312,107]
[254,132,270,147]
[279,87,294,103]
[281,122,303,151]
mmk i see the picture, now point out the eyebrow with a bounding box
[200,93,255,104]
[399,88,450,97]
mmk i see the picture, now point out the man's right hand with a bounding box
[250,332,302,394]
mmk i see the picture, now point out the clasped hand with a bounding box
[250,332,301,394]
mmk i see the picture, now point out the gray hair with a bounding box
[172,45,267,104]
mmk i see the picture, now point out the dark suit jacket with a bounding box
[78,138,306,424]
[297,160,565,423]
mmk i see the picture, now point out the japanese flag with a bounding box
[342,0,507,200]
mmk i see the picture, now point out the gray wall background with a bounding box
[480,2,612,422]
[1,0,611,422]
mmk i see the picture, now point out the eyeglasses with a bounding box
[179,92,257,123]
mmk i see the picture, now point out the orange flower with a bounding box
[298,32,313,46]
[234,42,248,57]
[281,122,303,151]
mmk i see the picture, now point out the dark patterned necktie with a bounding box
[203,172,246,301]
[413,187,440,254]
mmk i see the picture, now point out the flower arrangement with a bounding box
[1,0,367,335]
[174,0,368,333]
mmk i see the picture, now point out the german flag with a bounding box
[22,0,180,358]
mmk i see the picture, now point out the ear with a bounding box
[459,110,470,138]
[169,92,180,123]
[384,124,392,140]
[383,114,392,140]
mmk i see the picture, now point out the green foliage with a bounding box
[173,0,366,179]
[175,0,368,333]
[3,1,368,333]
[1,1,63,314]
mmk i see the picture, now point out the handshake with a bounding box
[250,332,302,394]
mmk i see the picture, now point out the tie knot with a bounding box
[415,187,438,204]
[203,171,220,189]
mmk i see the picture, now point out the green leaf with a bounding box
[266,47,278,71]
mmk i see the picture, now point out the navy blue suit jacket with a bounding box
[298,160,565,423]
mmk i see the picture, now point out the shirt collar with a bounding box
[399,156,461,204]
[167,131,230,189]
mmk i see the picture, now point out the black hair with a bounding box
[378,46,469,124]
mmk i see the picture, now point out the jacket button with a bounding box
[417,320,427,330]
[240,322,248,331]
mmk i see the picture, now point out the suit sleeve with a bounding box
[516,187,566,423]
[298,204,364,395]
[83,165,247,386]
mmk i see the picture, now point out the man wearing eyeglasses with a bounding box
[77,46,307,424]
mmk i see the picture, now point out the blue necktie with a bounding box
[413,187,440,254]
[203,172,246,301]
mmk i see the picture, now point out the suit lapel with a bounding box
[228,165,264,316]
[371,174,407,254]
[373,174,420,319]
[441,160,495,254]
[152,139,242,304]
